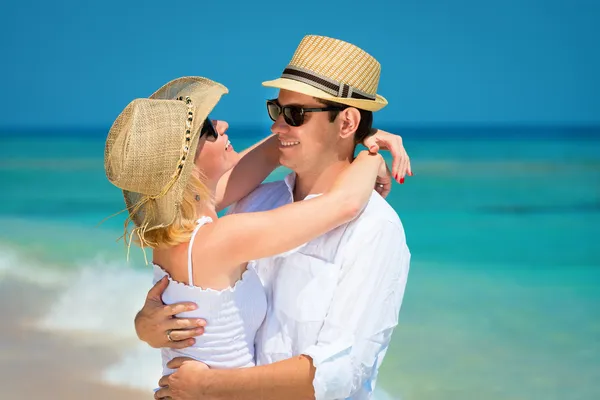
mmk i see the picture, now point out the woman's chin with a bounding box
[229,151,242,166]
[221,156,240,175]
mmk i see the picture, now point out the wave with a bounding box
[35,256,152,341]
[0,245,68,287]
[103,343,163,391]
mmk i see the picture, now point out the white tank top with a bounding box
[152,216,267,374]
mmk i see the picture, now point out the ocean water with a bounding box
[1,126,599,399]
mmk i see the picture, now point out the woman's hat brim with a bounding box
[262,77,387,112]
[105,76,228,231]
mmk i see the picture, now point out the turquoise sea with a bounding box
[1,126,599,399]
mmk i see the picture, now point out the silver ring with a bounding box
[166,330,174,342]
[378,184,384,188]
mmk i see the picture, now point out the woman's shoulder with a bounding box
[152,244,189,283]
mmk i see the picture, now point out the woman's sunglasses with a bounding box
[200,118,219,142]
[266,99,345,127]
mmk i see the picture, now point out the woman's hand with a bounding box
[363,129,413,184]
[135,276,206,349]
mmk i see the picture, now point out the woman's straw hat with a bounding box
[104,76,228,237]
[262,35,387,111]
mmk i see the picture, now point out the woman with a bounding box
[104,76,391,377]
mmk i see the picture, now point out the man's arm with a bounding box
[301,219,410,399]
[158,355,316,400]
[157,218,410,400]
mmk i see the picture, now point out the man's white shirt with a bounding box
[227,173,411,400]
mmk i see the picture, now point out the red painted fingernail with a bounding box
[400,178,405,184]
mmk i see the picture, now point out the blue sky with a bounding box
[1,0,599,128]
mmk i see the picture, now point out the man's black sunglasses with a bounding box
[200,118,218,142]
[266,99,346,127]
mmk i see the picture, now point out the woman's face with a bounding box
[194,120,239,184]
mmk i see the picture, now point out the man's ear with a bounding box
[339,108,361,139]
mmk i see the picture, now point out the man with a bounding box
[139,35,412,399]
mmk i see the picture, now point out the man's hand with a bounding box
[363,129,413,184]
[135,276,206,349]
[155,357,211,400]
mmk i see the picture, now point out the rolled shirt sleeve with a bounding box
[302,218,411,399]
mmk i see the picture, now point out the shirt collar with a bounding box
[283,172,323,201]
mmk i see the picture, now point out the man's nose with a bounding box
[270,115,288,135]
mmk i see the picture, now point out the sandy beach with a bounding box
[0,279,149,400]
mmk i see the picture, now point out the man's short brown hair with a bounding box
[315,98,374,146]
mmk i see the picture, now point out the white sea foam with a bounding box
[103,342,163,391]
[36,255,152,341]
[0,245,69,287]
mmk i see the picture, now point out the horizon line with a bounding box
[1,121,600,133]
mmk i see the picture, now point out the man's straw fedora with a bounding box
[262,35,387,112]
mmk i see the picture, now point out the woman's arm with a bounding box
[215,128,414,212]
[208,151,384,268]
[215,134,280,212]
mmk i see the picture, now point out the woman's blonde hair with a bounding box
[123,167,213,251]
